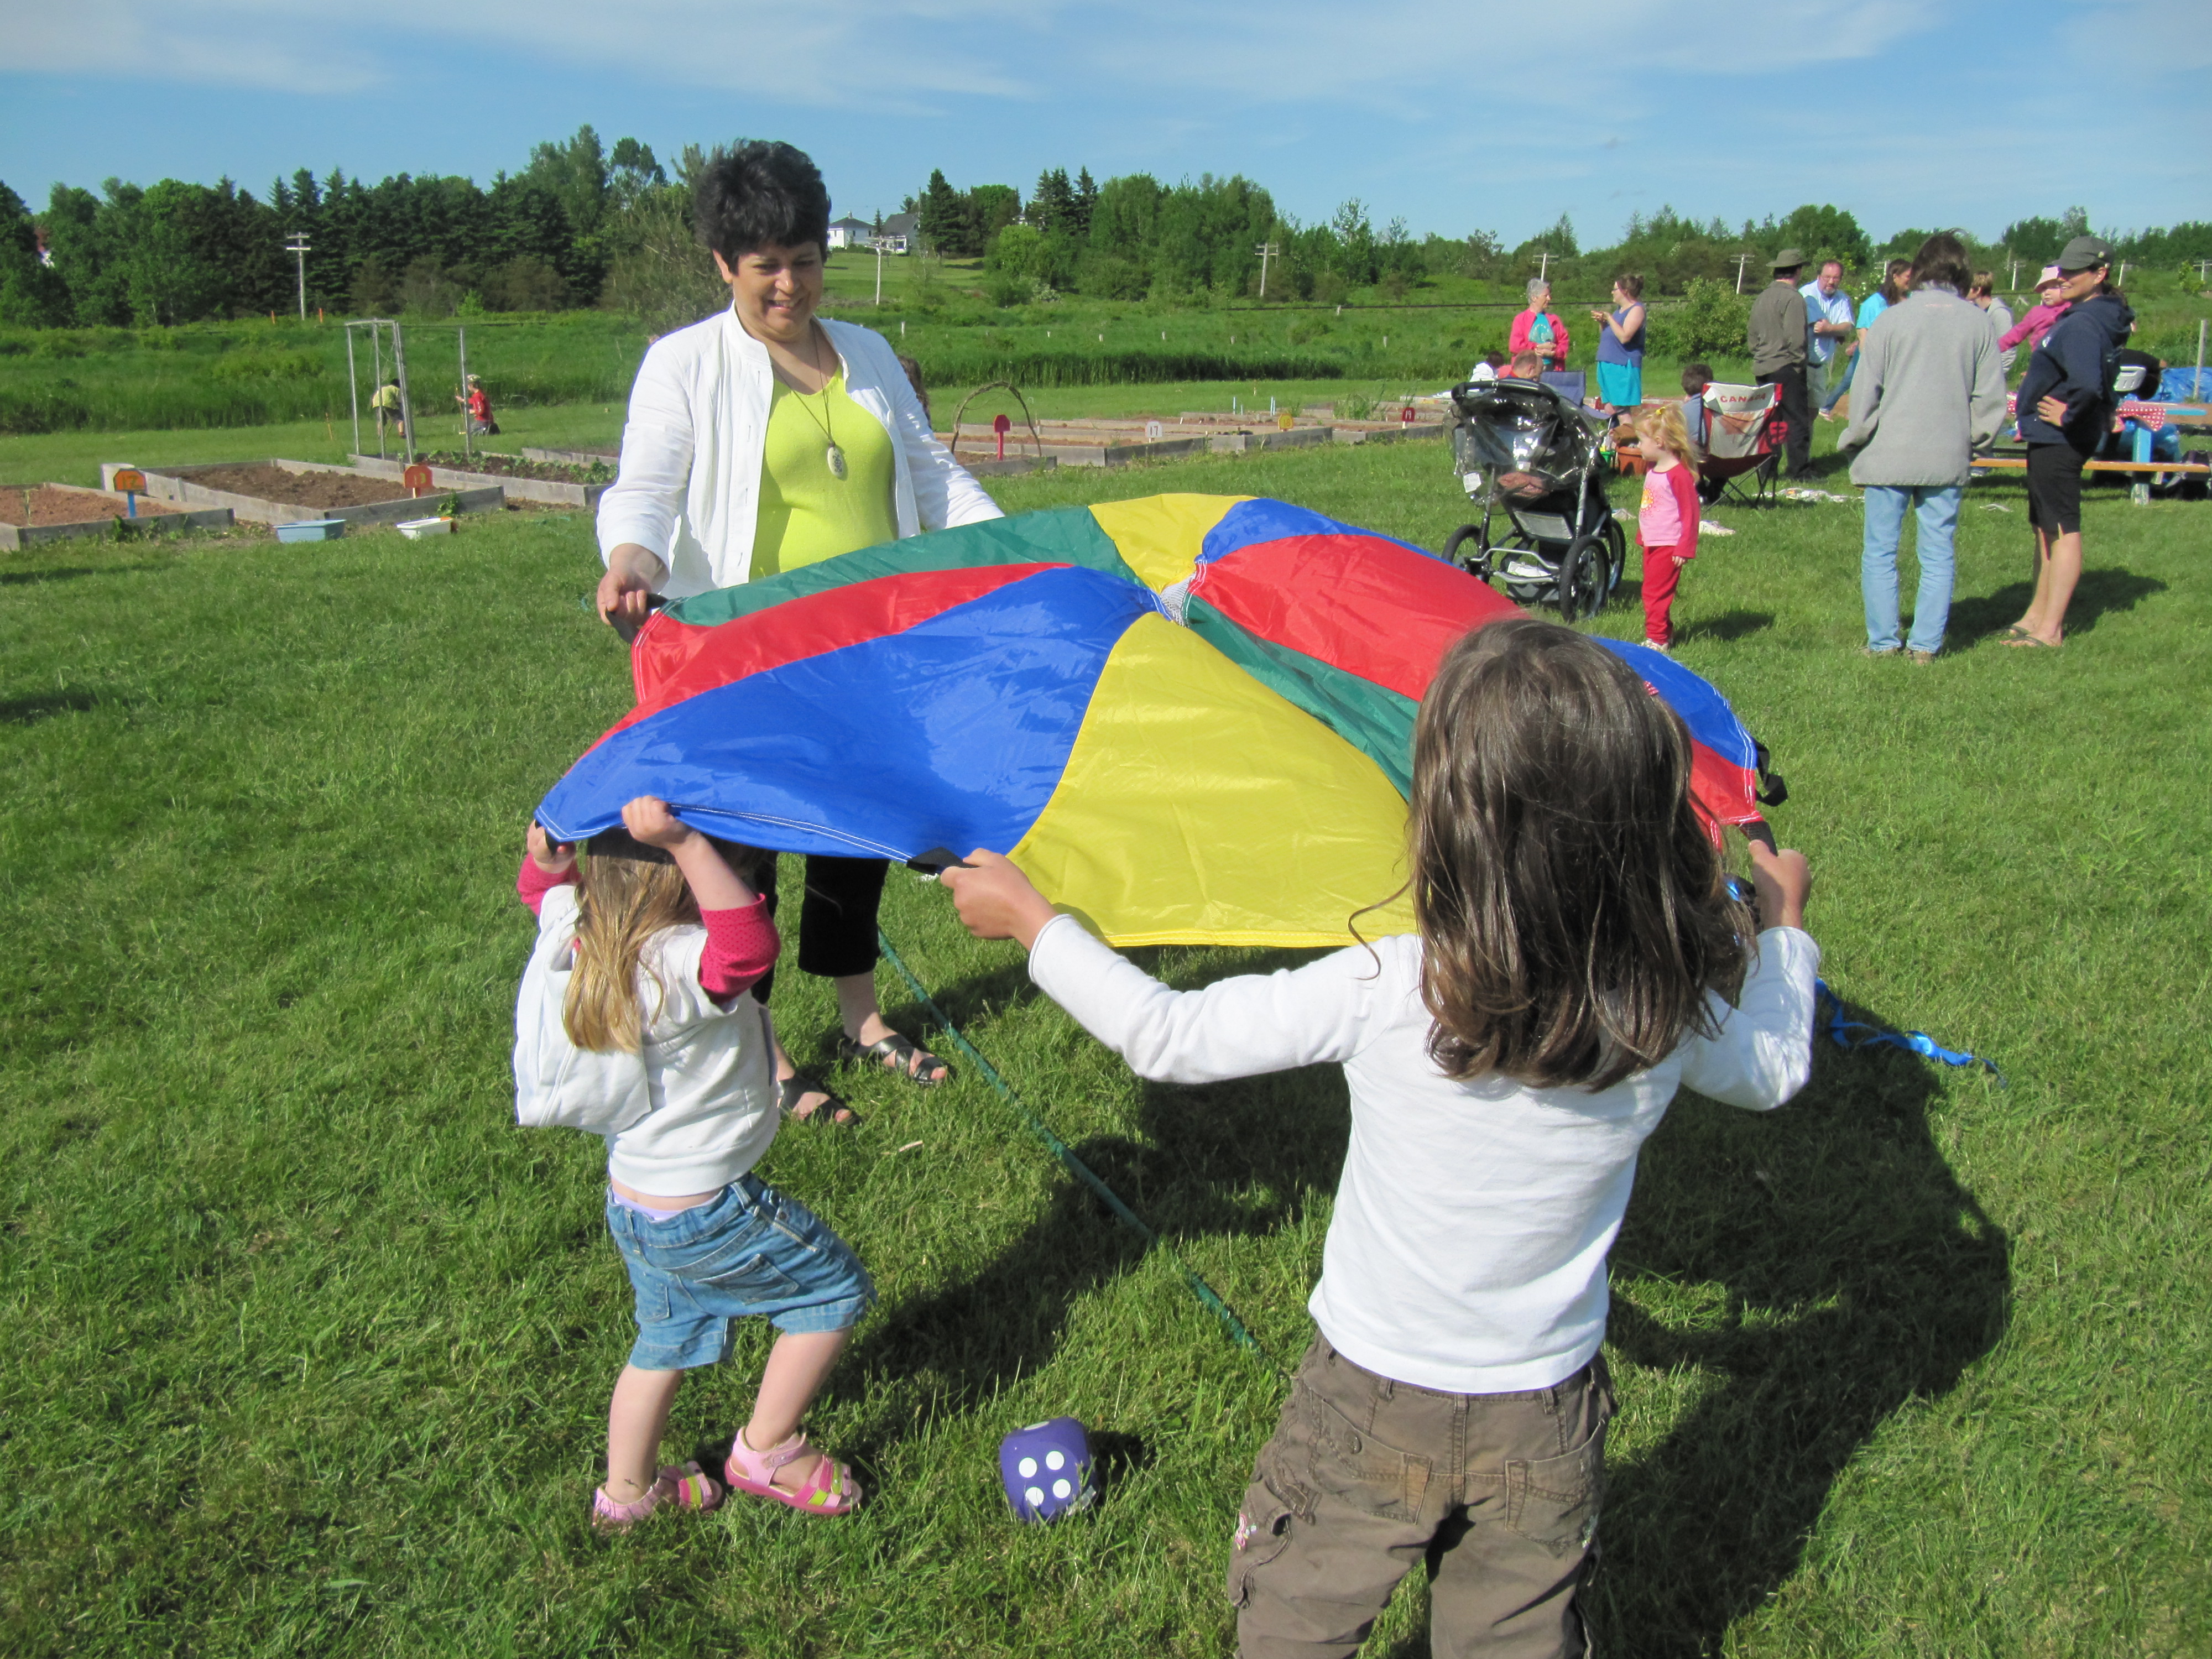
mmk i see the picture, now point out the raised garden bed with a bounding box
[523,445,619,467]
[0,484,232,552]
[107,461,503,529]
[349,452,612,508]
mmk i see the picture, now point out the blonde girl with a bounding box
[515,796,870,1530]
[1632,401,1703,650]
[943,618,1818,1658]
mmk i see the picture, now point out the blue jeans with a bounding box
[1861,484,1960,654]
[607,1173,874,1371]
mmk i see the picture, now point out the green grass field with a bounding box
[2,435,2207,1657]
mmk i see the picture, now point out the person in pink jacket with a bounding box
[1510,278,1572,369]
[2000,268,2070,358]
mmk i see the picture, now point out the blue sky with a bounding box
[3,0,2207,246]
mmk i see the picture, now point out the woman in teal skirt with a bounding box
[1592,274,1647,412]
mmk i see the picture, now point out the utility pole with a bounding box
[1254,241,1280,299]
[1732,252,1755,293]
[872,232,885,305]
[2008,257,2019,289]
[284,232,310,321]
[1537,248,1550,284]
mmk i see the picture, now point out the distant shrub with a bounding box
[1073,254,1147,301]
[208,349,324,383]
[1646,278,1749,363]
[484,255,571,313]
[983,270,1030,309]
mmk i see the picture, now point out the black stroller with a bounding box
[1442,378,1625,622]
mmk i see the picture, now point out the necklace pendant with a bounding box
[826,442,848,480]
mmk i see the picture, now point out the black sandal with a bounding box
[835,1031,948,1087]
[778,1073,859,1128]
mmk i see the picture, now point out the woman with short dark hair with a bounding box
[595,141,1002,1117]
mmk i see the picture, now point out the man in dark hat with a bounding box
[1749,248,1815,479]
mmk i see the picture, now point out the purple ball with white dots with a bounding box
[999,1417,1096,1522]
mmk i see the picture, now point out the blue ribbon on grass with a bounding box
[878,927,1283,1374]
[1814,979,2005,1086]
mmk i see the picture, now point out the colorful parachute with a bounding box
[536,495,1774,948]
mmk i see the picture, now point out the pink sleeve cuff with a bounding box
[699,899,780,998]
[517,854,577,915]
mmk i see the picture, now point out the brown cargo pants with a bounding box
[1226,1332,1613,1659]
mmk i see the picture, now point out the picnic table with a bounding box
[1981,397,2212,502]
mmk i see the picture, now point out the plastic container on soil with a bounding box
[397,517,455,539]
[275,518,347,543]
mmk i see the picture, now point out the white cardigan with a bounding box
[596,309,1003,596]
[1029,917,1819,1394]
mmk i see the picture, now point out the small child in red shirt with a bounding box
[1633,402,1701,650]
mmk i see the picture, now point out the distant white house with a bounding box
[875,212,916,254]
[828,212,915,254]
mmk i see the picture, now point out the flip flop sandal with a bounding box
[836,1031,948,1088]
[2003,633,2063,649]
[778,1073,859,1128]
[725,1429,863,1516]
[592,1461,724,1533]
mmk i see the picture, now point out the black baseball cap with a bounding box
[2056,235,2113,273]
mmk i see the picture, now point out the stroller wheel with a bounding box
[1557,540,1605,624]
[1444,524,1493,585]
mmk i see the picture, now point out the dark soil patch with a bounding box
[182,464,413,509]
[419,451,613,485]
[0,486,184,526]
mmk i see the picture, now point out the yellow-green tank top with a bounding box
[750,373,899,578]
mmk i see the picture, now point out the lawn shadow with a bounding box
[1679,610,1774,643]
[834,946,1347,1451]
[1947,566,2166,646]
[0,562,168,588]
[0,688,116,726]
[1583,989,2011,1657]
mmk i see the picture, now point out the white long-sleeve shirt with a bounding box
[596,310,1002,597]
[1029,918,1819,1394]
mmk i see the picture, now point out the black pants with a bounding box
[1757,364,1812,478]
[749,854,886,1006]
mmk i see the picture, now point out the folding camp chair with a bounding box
[1691,382,1784,507]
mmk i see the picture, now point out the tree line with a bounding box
[4,126,2209,330]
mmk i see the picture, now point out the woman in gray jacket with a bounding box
[1838,233,2008,660]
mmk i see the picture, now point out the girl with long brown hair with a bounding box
[514,796,871,1531]
[942,618,1818,1657]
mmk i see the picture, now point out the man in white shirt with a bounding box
[1802,260,1855,423]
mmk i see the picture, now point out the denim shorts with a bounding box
[604,1172,874,1372]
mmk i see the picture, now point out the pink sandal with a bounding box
[724,1428,863,1516]
[591,1461,724,1533]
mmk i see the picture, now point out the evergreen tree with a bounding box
[1031,167,1074,236]
[1073,168,1098,239]
[917,169,972,257]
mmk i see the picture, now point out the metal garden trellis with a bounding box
[343,318,415,462]
[342,320,484,465]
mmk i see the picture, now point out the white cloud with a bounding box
[1,0,1946,103]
